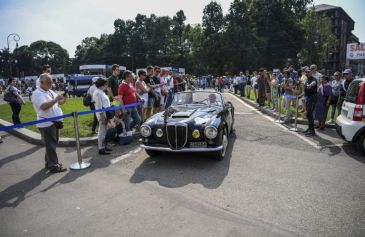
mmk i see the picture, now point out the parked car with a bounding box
[140,91,235,160]
[336,78,365,154]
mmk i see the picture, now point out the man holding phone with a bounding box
[32,73,67,173]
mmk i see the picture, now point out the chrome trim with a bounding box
[166,122,188,150]
[141,144,223,152]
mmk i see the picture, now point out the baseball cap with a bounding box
[304,67,311,72]
[342,68,352,74]
[92,77,99,83]
[333,72,340,76]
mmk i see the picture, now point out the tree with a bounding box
[202,1,225,75]
[29,40,70,73]
[299,9,337,70]
[248,0,313,68]
[224,0,261,72]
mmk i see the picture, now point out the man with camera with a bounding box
[32,73,67,173]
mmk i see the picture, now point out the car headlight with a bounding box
[140,125,152,137]
[156,128,164,138]
[204,126,218,139]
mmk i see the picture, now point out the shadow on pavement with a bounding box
[0,146,41,168]
[129,133,236,189]
[39,147,112,192]
[0,169,48,208]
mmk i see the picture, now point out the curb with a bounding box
[0,118,98,147]
[0,118,141,147]
[229,92,336,129]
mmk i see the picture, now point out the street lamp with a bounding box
[127,53,134,72]
[7,33,20,78]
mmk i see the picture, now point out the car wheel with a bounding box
[212,129,228,160]
[145,149,161,157]
[356,132,365,155]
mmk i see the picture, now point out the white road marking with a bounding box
[228,93,321,149]
[235,112,254,115]
[110,147,142,164]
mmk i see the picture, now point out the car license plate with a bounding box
[190,142,207,148]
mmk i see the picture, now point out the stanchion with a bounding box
[275,94,284,124]
[70,112,91,170]
[289,96,303,132]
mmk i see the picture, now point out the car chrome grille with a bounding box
[166,123,188,150]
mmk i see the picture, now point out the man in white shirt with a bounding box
[32,73,67,173]
[36,65,51,89]
[87,77,99,133]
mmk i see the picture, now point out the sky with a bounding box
[0,0,364,57]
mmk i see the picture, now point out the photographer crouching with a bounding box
[31,73,67,173]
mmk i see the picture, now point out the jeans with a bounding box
[123,107,141,131]
[165,89,174,109]
[306,96,317,133]
[239,83,246,97]
[10,102,21,124]
[330,104,336,120]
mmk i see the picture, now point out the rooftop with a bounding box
[314,4,339,12]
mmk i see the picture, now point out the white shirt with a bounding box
[87,84,97,102]
[166,76,174,90]
[312,71,322,85]
[36,78,40,89]
[31,88,63,128]
[251,76,257,87]
[93,88,111,120]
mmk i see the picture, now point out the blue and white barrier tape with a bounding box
[0,102,143,132]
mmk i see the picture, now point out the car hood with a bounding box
[148,105,221,125]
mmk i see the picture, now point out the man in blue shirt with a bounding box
[239,72,247,97]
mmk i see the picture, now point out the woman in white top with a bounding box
[92,77,112,155]
[135,70,150,122]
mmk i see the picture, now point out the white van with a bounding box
[336,78,365,154]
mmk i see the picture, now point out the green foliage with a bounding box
[299,9,338,68]
[0,98,95,138]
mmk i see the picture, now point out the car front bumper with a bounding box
[140,144,223,152]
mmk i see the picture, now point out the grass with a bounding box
[0,97,96,138]
[233,88,339,121]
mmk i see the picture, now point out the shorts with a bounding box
[160,95,166,105]
[154,93,161,108]
[147,97,155,108]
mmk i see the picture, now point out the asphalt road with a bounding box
[0,92,364,237]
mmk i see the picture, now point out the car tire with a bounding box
[212,128,228,160]
[145,149,161,157]
[356,132,365,155]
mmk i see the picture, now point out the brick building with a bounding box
[315,4,359,73]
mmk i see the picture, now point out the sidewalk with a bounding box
[229,92,336,128]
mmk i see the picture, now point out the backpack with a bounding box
[83,85,92,106]
[4,87,17,103]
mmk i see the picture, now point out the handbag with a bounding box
[53,121,64,129]
[83,94,92,106]
[4,87,18,103]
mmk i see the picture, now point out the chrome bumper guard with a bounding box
[140,144,223,152]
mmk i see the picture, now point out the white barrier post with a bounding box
[275,94,284,124]
[70,112,91,170]
[289,96,302,132]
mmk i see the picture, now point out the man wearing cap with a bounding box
[337,69,354,112]
[87,77,99,133]
[327,71,342,124]
[303,67,317,136]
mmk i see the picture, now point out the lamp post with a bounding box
[127,54,134,72]
[7,33,20,78]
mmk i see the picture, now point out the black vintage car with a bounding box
[140,91,234,160]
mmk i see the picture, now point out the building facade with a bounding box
[315,4,359,74]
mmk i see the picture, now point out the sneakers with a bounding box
[305,132,315,137]
[326,119,334,125]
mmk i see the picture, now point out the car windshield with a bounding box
[172,91,223,107]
